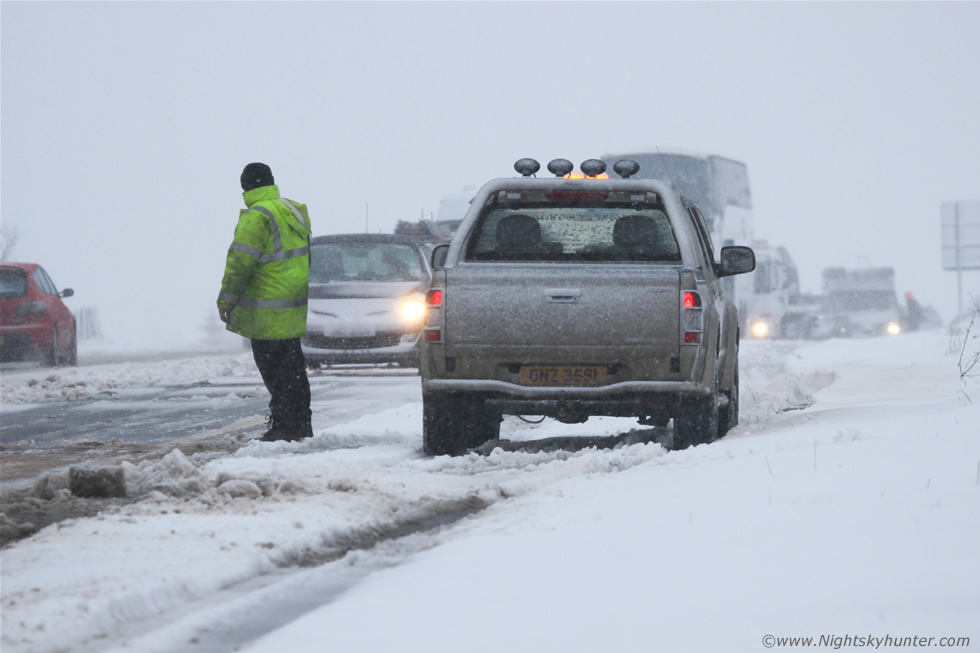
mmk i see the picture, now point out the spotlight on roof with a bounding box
[514,158,541,177]
[613,159,640,179]
[580,159,607,178]
[547,158,574,177]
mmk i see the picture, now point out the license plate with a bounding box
[520,365,606,387]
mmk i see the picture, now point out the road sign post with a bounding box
[941,200,980,315]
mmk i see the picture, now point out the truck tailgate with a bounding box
[445,265,681,370]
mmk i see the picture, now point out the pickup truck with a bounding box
[420,158,755,455]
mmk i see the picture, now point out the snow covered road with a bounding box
[1,332,978,653]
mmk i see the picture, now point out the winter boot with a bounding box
[260,415,290,442]
[295,422,314,441]
[273,422,313,442]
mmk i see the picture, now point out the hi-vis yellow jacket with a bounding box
[217,185,312,340]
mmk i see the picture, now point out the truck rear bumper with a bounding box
[422,379,712,397]
[423,379,722,421]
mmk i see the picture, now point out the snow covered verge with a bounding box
[1,332,978,653]
[0,350,257,405]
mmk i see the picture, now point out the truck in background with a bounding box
[743,243,816,339]
[435,185,477,232]
[601,148,755,317]
[600,148,752,245]
[821,267,903,337]
[600,148,819,339]
[394,186,476,242]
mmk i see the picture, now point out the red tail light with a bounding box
[424,289,443,343]
[681,290,703,345]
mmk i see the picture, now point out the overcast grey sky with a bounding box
[2,1,979,347]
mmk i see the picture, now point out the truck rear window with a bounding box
[464,207,681,263]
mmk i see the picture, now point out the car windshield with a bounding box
[0,269,28,298]
[465,204,681,263]
[310,242,423,283]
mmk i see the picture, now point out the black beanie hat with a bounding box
[241,163,275,191]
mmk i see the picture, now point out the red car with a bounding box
[0,262,77,366]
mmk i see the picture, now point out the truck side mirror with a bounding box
[718,246,755,277]
[431,244,449,271]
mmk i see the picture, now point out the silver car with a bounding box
[302,234,433,369]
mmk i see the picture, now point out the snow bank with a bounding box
[0,353,257,404]
[1,333,978,653]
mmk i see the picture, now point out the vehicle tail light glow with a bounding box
[424,289,444,343]
[681,290,703,345]
[424,328,442,343]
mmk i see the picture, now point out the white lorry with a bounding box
[821,267,903,337]
[742,242,817,339]
[600,148,815,340]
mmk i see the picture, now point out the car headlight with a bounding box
[751,320,770,338]
[886,321,901,336]
[400,295,425,323]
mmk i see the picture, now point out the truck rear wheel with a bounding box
[718,351,739,437]
[672,393,719,450]
[423,394,500,456]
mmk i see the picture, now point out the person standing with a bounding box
[217,163,314,441]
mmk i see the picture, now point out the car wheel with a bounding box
[423,393,500,456]
[672,393,719,450]
[673,359,720,450]
[43,326,58,367]
[423,394,463,456]
[717,349,739,437]
[462,398,501,450]
[66,321,78,366]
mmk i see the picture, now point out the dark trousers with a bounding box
[251,338,312,429]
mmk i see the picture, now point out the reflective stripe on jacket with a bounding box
[216,185,312,340]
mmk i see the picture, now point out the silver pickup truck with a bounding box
[420,158,755,455]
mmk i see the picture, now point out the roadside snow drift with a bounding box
[1,332,978,653]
